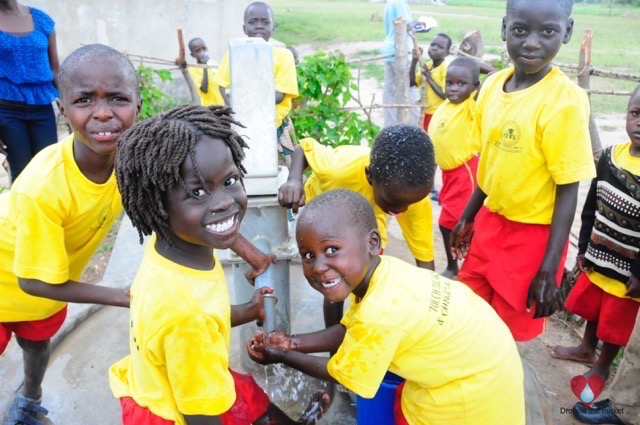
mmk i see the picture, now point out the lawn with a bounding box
[271,0,640,114]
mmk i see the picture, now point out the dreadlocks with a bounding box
[116,104,248,244]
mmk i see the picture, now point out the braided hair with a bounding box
[116,104,248,244]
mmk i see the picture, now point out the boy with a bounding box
[0,44,138,424]
[213,1,298,166]
[551,86,640,382]
[410,33,452,132]
[109,104,328,425]
[187,37,225,106]
[428,57,481,278]
[248,189,526,425]
[278,124,436,328]
[450,0,597,341]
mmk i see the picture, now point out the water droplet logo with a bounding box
[570,375,605,408]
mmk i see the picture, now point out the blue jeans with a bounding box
[0,100,57,182]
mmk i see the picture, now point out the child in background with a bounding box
[109,104,329,425]
[278,124,436,329]
[0,44,137,424]
[213,1,298,167]
[248,189,525,425]
[410,33,452,132]
[450,0,596,342]
[428,57,481,278]
[551,86,640,381]
[187,37,225,106]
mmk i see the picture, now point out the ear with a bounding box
[364,165,372,186]
[56,98,69,124]
[563,18,574,44]
[367,229,382,256]
[136,97,142,118]
[473,80,480,90]
[243,24,248,36]
[189,50,196,59]
[501,16,507,42]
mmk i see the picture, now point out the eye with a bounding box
[301,251,314,260]
[191,188,207,198]
[112,96,131,103]
[631,111,640,117]
[325,246,338,256]
[513,27,526,35]
[73,97,91,105]
[225,176,239,187]
[543,28,556,36]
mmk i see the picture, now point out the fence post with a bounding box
[393,17,410,124]
[578,29,603,163]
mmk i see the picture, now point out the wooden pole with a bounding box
[175,27,201,105]
[393,18,410,124]
[577,29,603,163]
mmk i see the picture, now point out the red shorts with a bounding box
[422,114,433,133]
[394,382,409,425]
[565,273,640,347]
[438,156,479,230]
[0,306,67,355]
[457,208,568,341]
[120,370,270,425]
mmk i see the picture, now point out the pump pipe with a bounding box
[252,238,278,333]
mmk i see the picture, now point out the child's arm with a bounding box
[409,53,419,87]
[526,183,579,318]
[47,30,60,87]
[231,287,273,327]
[278,145,308,213]
[275,91,285,104]
[230,234,276,282]
[450,186,488,260]
[577,173,599,272]
[18,278,130,307]
[251,324,347,354]
[425,69,446,100]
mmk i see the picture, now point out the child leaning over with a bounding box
[248,189,525,425]
[0,44,137,425]
[428,57,481,278]
[278,124,435,329]
[450,0,597,342]
[109,104,329,425]
[551,86,640,382]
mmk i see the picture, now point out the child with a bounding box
[0,44,138,424]
[550,86,640,381]
[213,1,298,167]
[450,0,597,342]
[187,37,225,106]
[109,104,329,425]
[410,33,452,132]
[428,57,481,278]
[248,189,526,425]
[278,124,435,328]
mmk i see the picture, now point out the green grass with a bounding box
[272,0,640,114]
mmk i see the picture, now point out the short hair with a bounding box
[58,44,138,99]
[630,85,640,102]
[507,0,574,18]
[299,189,377,236]
[115,104,248,245]
[436,33,452,52]
[188,37,204,53]
[244,1,273,21]
[369,124,435,190]
[449,57,480,82]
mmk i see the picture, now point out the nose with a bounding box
[210,189,234,213]
[93,99,114,120]
[523,33,541,50]
[312,256,329,274]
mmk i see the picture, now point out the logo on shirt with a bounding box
[435,118,448,135]
[494,121,523,153]
[570,375,604,408]
[90,204,113,231]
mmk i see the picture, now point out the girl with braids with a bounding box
[109,104,330,425]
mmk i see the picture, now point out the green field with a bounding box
[271,0,639,114]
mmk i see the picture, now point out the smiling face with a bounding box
[243,3,274,41]
[502,0,573,78]
[58,58,140,160]
[297,211,381,303]
[627,89,640,156]
[445,65,479,104]
[163,136,247,253]
[428,35,450,63]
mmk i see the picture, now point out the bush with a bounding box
[136,66,176,120]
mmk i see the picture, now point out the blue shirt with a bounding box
[380,0,413,63]
[0,7,58,105]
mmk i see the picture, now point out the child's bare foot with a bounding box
[440,267,458,279]
[550,345,597,364]
[585,365,610,382]
[298,390,330,425]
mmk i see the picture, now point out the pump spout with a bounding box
[253,238,278,333]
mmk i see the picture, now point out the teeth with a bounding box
[97,132,114,136]
[321,277,342,289]
[206,216,235,233]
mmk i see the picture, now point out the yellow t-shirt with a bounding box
[474,67,596,224]
[214,45,298,128]
[301,138,434,262]
[416,56,453,115]
[0,134,122,322]
[428,96,480,170]
[588,142,640,301]
[328,256,525,425]
[187,66,224,106]
[109,238,234,424]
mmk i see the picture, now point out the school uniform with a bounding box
[415,56,453,132]
[187,66,224,106]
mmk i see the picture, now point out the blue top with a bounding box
[380,0,413,63]
[0,7,58,105]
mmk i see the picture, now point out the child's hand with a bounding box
[412,47,423,60]
[253,329,296,350]
[450,218,474,260]
[243,253,276,285]
[526,271,563,319]
[576,254,592,273]
[278,180,306,213]
[625,275,640,298]
[248,287,275,325]
[247,333,286,365]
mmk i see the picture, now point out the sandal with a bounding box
[3,393,49,425]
